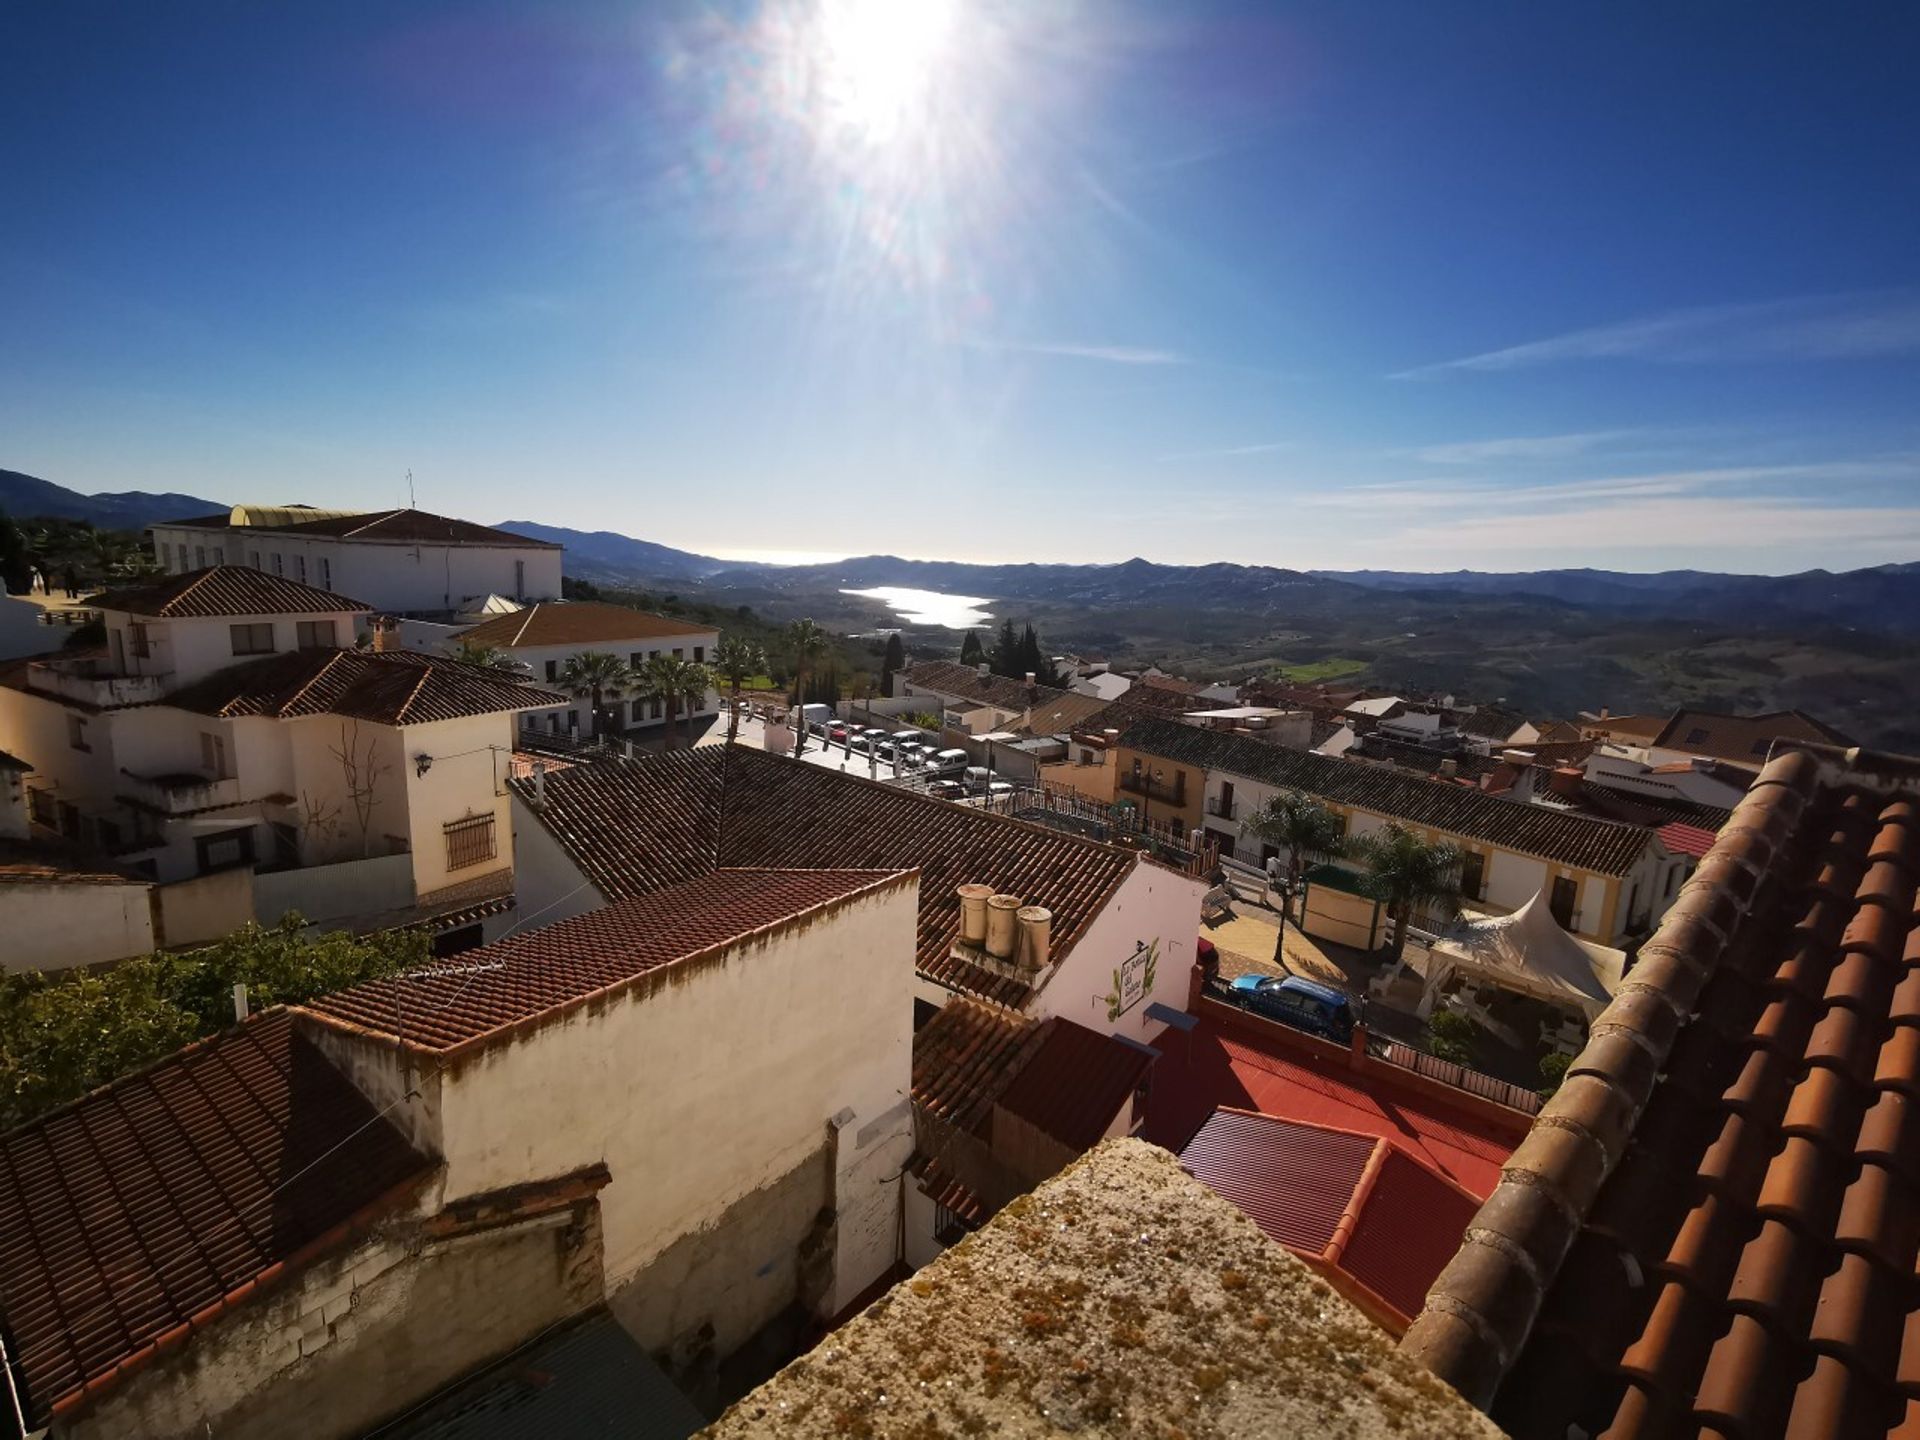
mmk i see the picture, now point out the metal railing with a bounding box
[1206,795,1237,820]
[1370,1037,1544,1115]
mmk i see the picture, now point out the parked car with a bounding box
[1228,975,1356,1044]
[828,722,851,742]
[926,779,966,800]
[984,781,1014,799]
[929,748,969,773]
[962,766,993,792]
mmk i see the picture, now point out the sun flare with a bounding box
[814,0,961,146]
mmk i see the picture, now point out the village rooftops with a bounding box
[510,746,1140,1007]
[1652,705,1854,764]
[162,647,566,725]
[157,506,560,549]
[0,837,151,887]
[1180,1107,1484,1334]
[899,659,1073,713]
[455,600,714,650]
[301,868,912,1057]
[89,564,373,619]
[702,1138,1503,1439]
[1122,715,1663,876]
[1402,743,1920,1439]
[0,1011,430,1435]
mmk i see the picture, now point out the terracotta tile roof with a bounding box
[899,660,1071,714]
[1142,1010,1518,1199]
[163,507,560,549]
[911,996,1044,1134]
[1123,716,1661,876]
[163,648,564,725]
[511,747,1140,1008]
[1019,689,1121,737]
[1580,711,1668,742]
[0,1012,429,1430]
[456,600,713,650]
[1652,706,1853,764]
[1455,708,1528,743]
[1180,1108,1482,1331]
[1402,743,1920,1438]
[0,838,151,887]
[1658,821,1720,859]
[995,1019,1154,1151]
[301,869,910,1056]
[90,565,372,619]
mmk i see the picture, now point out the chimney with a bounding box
[1500,748,1537,767]
[956,884,994,946]
[1439,757,1458,777]
[371,615,400,653]
[976,662,990,679]
[1600,705,1611,720]
[985,893,1023,960]
[1549,766,1584,799]
[1015,905,1051,972]
[530,760,546,809]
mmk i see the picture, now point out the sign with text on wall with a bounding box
[1106,939,1159,1022]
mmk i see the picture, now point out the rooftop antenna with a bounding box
[406,469,416,509]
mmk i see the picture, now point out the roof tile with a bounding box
[162,648,564,725]
[457,600,712,650]
[91,564,371,618]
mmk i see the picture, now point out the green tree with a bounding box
[1240,790,1348,936]
[0,917,427,1130]
[880,632,907,696]
[1426,1010,1478,1068]
[1538,1050,1573,1100]
[1352,821,1466,963]
[958,629,985,667]
[557,650,634,739]
[786,619,830,755]
[991,618,1021,677]
[714,634,768,743]
[0,510,33,594]
[453,640,527,674]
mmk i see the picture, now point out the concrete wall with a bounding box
[1028,860,1204,1045]
[151,526,563,615]
[0,880,154,973]
[507,791,609,929]
[103,608,367,691]
[156,866,256,948]
[0,593,61,663]
[397,713,518,903]
[255,852,414,927]
[63,1191,604,1440]
[417,879,917,1360]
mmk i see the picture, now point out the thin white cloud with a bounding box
[1395,496,1920,560]
[1158,440,1295,462]
[967,339,1189,366]
[1395,289,1920,379]
[1406,430,1640,465]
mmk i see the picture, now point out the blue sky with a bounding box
[4,1,1918,573]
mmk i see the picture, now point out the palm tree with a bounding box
[557,651,634,740]
[674,660,715,747]
[632,654,710,749]
[713,635,766,744]
[1241,790,1348,923]
[786,619,830,755]
[1352,822,1466,965]
[453,640,528,675]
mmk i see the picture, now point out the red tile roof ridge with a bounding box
[297,867,919,1060]
[1397,740,1898,1414]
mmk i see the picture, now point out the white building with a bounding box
[148,505,563,617]
[0,866,916,1440]
[0,566,563,964]
[455,601,720,739]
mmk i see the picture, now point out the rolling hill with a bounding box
[0,469,227,531]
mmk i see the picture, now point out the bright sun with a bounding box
[812,0,962,147]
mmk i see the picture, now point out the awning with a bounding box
[1424,889,1625,1020]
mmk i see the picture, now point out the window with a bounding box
[58,801,81,839]
[648,650,659,661]
[632,698,645,723]
[200,731,231,779]
[248,549,261,569]
[211,546,224,565]
[514,559,525,599]
[545,659,558,682]
[319,557,332,590]
[196,827,255,874]
[176,544,188,572]
[672,647,684,659]
[1550,875,1578,928]
[128,623,151,659]
[1459,851,1486,901]
[296,619,337,650]
[230,623,275,656]
[933,1202,972,1247]
[296,554,307,584]
[443,814,497,872]
[194,546,206,568]
[631,651,645,668]
[270,553,284,576]
[694,645,705,663]
[67,714,90,751]
[650,697,663,721]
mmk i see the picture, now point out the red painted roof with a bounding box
[996,1019,1154,1152]
[1180,1108,1483,1327]
[1657,820,1718,858]
[1141,1012,1514,1199]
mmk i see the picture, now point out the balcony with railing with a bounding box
[1117,770,1186,807]
[26,656,171,709]
[1206,793,1237,820]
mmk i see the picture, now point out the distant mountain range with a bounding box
[0,469,227,532]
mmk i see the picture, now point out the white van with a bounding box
[930,749,969,773]
[963,766,993,792]
[799,703,834,734]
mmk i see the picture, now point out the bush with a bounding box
[0,916,428,1129]
[1537,1050,1574,1100]
[1426,1009,1478,1067]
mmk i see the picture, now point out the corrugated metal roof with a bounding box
[1179,1109,1376,1255]
[374,1308,704,1440]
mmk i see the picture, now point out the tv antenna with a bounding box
[406,469,416,509]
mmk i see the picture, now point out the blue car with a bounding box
[1229,974,1356,1044]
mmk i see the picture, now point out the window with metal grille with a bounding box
[933,1203,971,1247]
[443,814,497,872]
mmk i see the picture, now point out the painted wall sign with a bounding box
[1106,939,1159,1021]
